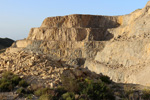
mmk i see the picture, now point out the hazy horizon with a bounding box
[0,0,148,40]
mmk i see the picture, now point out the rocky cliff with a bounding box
[85,1,150,86]
[1,1,150,86]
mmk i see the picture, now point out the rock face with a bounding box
[85,1,150,86]
[27,14,120,41]
[11,14,119,65]
[2,1,150,86]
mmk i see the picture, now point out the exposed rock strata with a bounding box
[85,1,150,86]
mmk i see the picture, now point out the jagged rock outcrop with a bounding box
[2,1,150,86]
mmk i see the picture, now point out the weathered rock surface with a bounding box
[2,1,150,86]
[85,1,150,86]
[40,14,119,28]
[28,27,109,41]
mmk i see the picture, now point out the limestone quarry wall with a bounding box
[85,1,150,86]
[40,14,120,28]
[27,28,107,41]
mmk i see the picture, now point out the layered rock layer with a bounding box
[11,14,120,65]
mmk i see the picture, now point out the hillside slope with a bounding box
[2,1,150,86]
[0,38,14,53]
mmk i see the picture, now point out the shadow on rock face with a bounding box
[103,31,114,41]
[87,27,114,41]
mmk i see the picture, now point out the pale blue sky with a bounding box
[0,0,149,40]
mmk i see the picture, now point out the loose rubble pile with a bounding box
[0,51,101,89]
[0,51,64,88]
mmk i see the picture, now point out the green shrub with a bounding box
[123,86,134,99]
[0,72,19,92]
[0,81,14,92]
[60,73,115,100]
[0,71,28,92]
[34,88,44,97]
[16,87,26,95]
[2,71,13,79]
[1,72,21,86]
[100,75,111,84]
[0,78,8,84]
[19,80,28,88]
[80,78,115,100]
[34,88,53,97]
[17,87,34,98]
[0,71,32,98]
[25,94,33,99]
[54,86,67,99]
[11,75,21,85]
[142,89,150,100]
[79,98,84,100]
[62,92,75,100]
[61,75,80,93]
[39,94,52,100]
